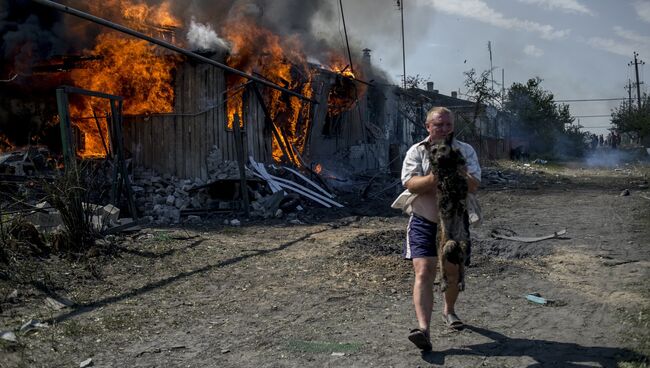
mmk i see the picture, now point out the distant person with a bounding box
[612,132,619,149]
[391,107,481,352]
[591,134,598,150]
[599,134,604,147]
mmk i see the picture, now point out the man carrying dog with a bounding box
[392,106,481,351]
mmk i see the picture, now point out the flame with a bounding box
[222,18,313,166]
[87,0,181,30]
[0,134,14,152]
[326,54,365,116]
[330,57,355,79]
[68,1,183,158]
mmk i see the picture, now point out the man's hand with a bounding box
[459,166,480,193]
[404,173,437,194]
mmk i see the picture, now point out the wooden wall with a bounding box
[307,70,389,172]
[122,56,272,180]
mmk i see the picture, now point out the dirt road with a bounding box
[1,162,649,367]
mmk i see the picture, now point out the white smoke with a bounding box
[186,18,230,51]
[584,149,632,168]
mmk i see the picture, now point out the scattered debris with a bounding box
[79,357,93,367]
[19,319,49,333]
[491,229,567,243]
[6,289,18,302]
[0,331,17,343]
[44,296,74,310]
[331,352,346,356]
[620,189,630,196]
[526,293,553,305]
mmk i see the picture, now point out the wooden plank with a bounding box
[232,113,250,216]
[142,117,150,169]
[162,115,171,175]
[183,115,190,178]
[134,117,142,166]
[191,114,199,179]
[175,115,183,178]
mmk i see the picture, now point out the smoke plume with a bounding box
[186,18,230,51]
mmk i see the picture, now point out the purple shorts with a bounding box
[403,214,438,259]
[403,213,472,265]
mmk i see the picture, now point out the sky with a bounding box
[330,0,650,135]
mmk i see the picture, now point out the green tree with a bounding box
[611,95,650,143]
[463,68,500,123]
[504,78,587,157]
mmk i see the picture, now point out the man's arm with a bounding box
[465,172,480,193]
[405,173,437,194]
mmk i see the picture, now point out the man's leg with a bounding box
[442,261,462,322]
[412,257,437,332]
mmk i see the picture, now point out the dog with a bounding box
[424,132,470,292]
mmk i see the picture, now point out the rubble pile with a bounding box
[131,160,310,224]
[482,168,523,186]
[0,146,56,176]
[132,167,210,224]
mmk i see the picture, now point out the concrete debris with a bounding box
[24,201,62,231]
[79,358,94,367]
[620,189,630,196]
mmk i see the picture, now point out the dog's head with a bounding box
[424,132,465,173]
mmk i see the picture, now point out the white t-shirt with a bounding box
[391,137,481,223]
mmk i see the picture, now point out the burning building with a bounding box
[1,0,400,182]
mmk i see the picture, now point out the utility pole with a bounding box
[398,0,406,88]
[629,52,645,107]
[625,79,633,113]
[338,0,354,75]
[488,41,494,91]
[501,68,505,105]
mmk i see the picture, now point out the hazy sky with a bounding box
[336,0,650,135]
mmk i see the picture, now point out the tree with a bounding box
[504,78,588,158]
[611,95,650,143]
[463,68,500,123]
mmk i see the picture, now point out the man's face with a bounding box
[426,112,454,140]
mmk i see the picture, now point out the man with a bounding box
[391,106,481,351]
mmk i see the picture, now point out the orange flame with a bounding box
[0,134,14,153]
[326,54,365,116]
[68,1,183,158]
[222,18,313,166]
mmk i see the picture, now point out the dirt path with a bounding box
[1,163,649,367]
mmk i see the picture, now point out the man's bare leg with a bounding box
[412,257,437,332]
[443,261,460,316]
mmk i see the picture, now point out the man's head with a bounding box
[425,107,454,141]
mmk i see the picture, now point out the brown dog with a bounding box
[424,133,469,292]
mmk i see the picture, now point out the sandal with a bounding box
[442,313,465,330]
[408,328,432,351]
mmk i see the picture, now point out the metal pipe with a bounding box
[30,0,318,104]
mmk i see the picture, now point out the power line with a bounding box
[338,0,354,75]
[555,98,627,102]
[398,0,406,88]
